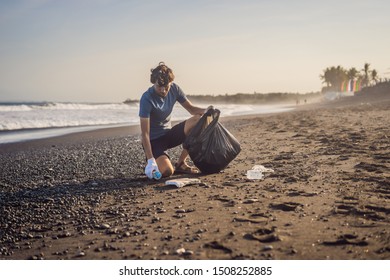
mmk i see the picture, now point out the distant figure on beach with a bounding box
[139,62,212,179]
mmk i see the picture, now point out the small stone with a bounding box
[99,223,111,229]
[58,232,72,238]
[106,228,118,234]
[176,248,186,255]
[244,199,259,204]
[183,250,194,256]
[263,245,273,251]
[173,214,185,219]
[291,249,298,254]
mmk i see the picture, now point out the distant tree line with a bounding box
[123,62,388,104]
[124,91,321,104]
[319,63,384,92]
[186,92,321,104]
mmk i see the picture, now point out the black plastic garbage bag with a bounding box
[183,109,241,174]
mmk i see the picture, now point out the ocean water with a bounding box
[0,101,294,144]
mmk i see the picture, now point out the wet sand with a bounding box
[0,96,389,260]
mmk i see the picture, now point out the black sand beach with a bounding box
[0,95,389,260]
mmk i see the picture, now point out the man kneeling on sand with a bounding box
[139,62,213,179]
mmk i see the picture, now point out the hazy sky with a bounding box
[1,0,389,102]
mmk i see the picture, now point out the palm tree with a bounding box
[361,63,371,87]
[347,67,359,80]
[371,69,378,85]
[320,66,347,91]
[320,67,332,88]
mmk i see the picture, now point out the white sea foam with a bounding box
[0,101,294,144]
[0,102,139,131]
[0,102,138,112]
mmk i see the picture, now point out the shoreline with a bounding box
[3,89,386,150]
[0,96,389,260]
[0,123,132,145]
[0,103,299,152]
[0,102,297,146]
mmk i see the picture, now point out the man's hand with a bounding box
[204,105,214,114]
[145,158,160,179]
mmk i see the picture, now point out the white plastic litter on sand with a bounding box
[165,178,201,188]
[246,165,274,180]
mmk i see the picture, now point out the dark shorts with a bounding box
[150,121,186,159]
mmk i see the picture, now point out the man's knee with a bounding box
[162,165,174,177]
[156,156,174,177]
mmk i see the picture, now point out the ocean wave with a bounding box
[0,102,294,132]
[0,102,139,112]
[0,104,34,112]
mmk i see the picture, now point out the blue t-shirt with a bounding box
[139,83,187,140]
